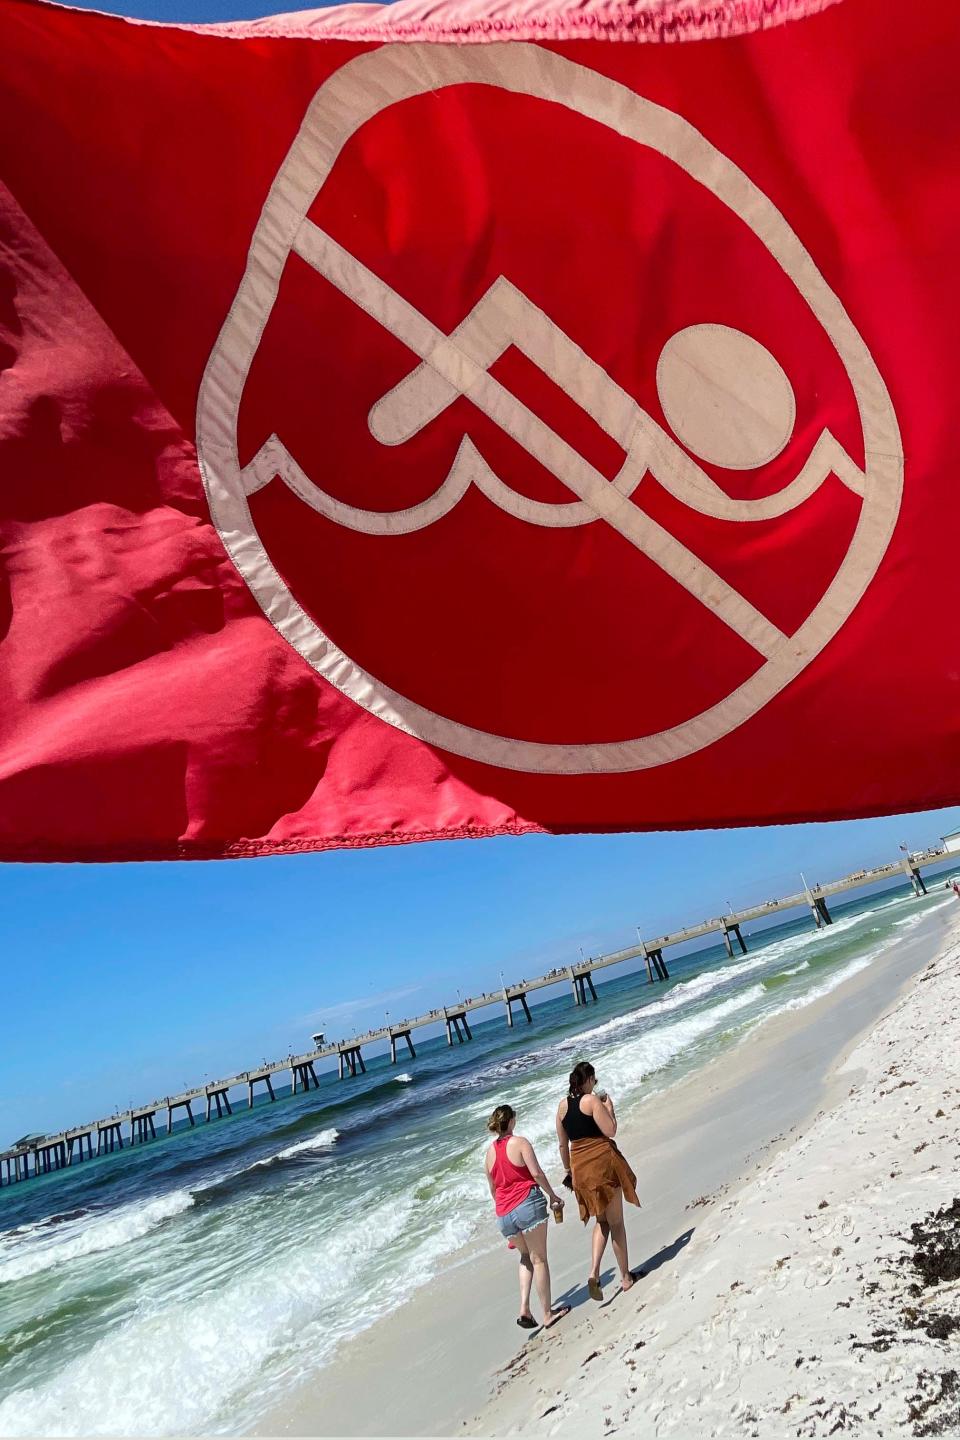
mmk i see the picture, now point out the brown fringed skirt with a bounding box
[570,1136,640,1223]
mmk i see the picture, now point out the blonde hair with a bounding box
[486,1104,516,1136]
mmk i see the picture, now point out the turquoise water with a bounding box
[0,877,956,1436]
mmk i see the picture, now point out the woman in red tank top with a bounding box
[484,1104,570,1330]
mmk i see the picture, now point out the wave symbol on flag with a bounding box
[242,223,868,664]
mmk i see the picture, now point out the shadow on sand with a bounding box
[554,1227,695,1311]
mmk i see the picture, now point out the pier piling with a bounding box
[569,970,599,1005]
[36,1141,67,1172]
[291,1061,320,1095]
[97,1122,123,1155]
[166,1097,197,1133]
[3,1149,34,1183]
[641,941,669,982]
[503,990,532,1027]
[803,874,834,929]
[901,856,928,897]
[389,1030,416,1063]
[247,1072,277,1106]
[722,923,748,958]
[130,1112,158,1145]
[813,896,833,927]
[338,1045,366,1077]
[444,1010,472,1045]
[72,1131,93,1162]
[204,1087,233,1121]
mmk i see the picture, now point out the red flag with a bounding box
[1,0,958,860]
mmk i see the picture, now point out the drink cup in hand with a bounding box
[551,1198,564,1224]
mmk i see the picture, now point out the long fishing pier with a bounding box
[2,844,955,1186]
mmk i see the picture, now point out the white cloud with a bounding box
[298,984,425,1030]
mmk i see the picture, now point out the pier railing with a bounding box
[2,845,955,1186]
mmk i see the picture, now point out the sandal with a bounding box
[516,1315,538,1329]
[588,1277,604,1302]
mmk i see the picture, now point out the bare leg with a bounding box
[590,1217,610,1283]
[604,1189,633,1289]
[525,1221,564,1325]
[512,1234,535,1319]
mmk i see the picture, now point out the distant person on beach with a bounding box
[484,1104,570,1331]
[556,1061,640,1301]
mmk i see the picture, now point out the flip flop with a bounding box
[543,1306,571,1329]
[516,1315,538,1329]
[588,1278,604,1302]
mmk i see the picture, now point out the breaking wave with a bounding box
[250,1129,340,1168]
[0,1190,194,1286]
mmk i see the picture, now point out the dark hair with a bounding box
[568,1061,596,1098]
[487,1104,516,1136]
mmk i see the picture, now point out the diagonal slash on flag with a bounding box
[287,220,788,661]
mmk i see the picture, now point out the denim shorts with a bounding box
[496,1186,548,1238]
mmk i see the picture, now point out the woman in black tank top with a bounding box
[556,1061,640,1301]
[562,1092,604,1141]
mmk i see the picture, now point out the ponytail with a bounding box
[487,1104,516,1136]
[568,1061,596,1098]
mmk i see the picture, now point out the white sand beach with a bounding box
[469,906,960,1439]
[261,901,960,1439]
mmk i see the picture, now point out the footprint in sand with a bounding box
[769,1263,793,1294]
[761,1328,784,1359]
[803,1257,839,1288]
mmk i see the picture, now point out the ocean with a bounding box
[1,876,956,1436]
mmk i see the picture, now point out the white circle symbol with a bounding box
[196,44,903,776]
[656,324,797,470]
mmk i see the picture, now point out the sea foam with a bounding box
[250,1128,340,1168]
[0,1190,194,1286]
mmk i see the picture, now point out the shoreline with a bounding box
[469,900,960,1439]
[258,900,958,1438]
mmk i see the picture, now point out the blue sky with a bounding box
[4,807,959,1141]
